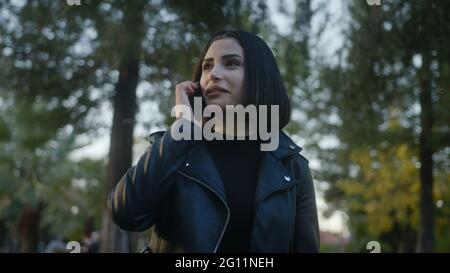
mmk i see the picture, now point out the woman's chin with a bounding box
[206,99,226,109]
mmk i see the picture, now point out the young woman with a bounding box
[108,30,320,253]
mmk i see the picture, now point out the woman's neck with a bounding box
[212,115,258,139]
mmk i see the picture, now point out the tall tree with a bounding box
[311,0,450,252]
[0,0,106,252]
[274,0,314,135]
[92,1,147,253]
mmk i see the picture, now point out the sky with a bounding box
[69,0,349,236]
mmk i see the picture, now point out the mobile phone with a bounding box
[188,82,207,110]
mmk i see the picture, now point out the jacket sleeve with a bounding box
[108,118,196,231]
[293,157,320,252]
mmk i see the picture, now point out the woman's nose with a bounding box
[209,66,222,81]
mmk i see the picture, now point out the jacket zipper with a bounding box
[178,171,230,253]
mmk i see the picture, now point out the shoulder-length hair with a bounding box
[192,30,291,129]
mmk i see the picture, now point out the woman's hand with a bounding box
[175,81,198,108]
[174,81,201,126]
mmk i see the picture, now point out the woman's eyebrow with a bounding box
[203,54,243,62]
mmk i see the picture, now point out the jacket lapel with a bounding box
[254,131,302,208]
[178,142,228,204]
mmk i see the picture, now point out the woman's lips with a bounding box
[206,92,222,99]
[206,88,227,98]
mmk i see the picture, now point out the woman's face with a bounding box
[200,38,245,108]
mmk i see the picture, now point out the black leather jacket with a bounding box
[108,120,320,253]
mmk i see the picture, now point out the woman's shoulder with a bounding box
[277,131,308,160]
[278,131,311,173]
[147,130,165,144]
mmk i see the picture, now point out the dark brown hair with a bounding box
[192,30,291,129]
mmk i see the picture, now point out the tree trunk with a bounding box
[101,57,139,253]
[416,51,434,252]
[16,203,42,252]
[100,2,145,253]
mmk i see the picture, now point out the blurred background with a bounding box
[0,0,448,253]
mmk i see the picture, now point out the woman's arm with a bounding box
[108,119,196,231]
[293,157,320,252]
[108,81,199,231]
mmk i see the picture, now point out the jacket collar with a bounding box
[149,130,302,159]
[271,130,302,159]
[254,131,301,208]
[177,130,302,209]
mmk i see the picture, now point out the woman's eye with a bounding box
[227,60,241,66]
[202,63,212,70]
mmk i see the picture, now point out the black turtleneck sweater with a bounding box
[204,138,261,253]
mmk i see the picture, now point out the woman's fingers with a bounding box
[175,81,197,108]
[187,81,199,93]
[186,84,194,94]
[189,81,199,89]
[183,81,198,95]
[174,81,203,126]
[176,81,195,94]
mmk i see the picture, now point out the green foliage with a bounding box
[0,97,106,243]
[338,144,420,250]
[309,0,450,252]
[0,0,108,250]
